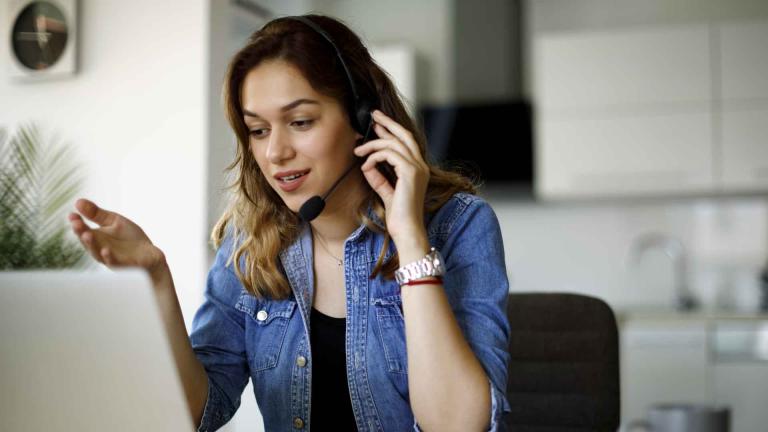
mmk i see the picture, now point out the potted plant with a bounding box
[0,122,88,269]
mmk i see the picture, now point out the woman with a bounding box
[69,14,511,432]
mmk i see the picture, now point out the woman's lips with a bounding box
[276,171,309,192]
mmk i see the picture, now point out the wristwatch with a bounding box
[395,247,446,285]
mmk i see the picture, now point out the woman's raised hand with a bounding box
[68,198,166,276]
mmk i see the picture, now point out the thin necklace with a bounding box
[313,229,343,267]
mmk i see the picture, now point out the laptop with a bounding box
[0,268,195,431]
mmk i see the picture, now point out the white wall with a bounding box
[313,0,455,105]
[0,0,209,329]
[206,1,269,265]
[481,192,768,312]
[454,0,522,102]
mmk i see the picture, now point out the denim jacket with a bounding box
[189,191,512,431]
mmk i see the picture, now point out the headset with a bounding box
[284,16,377,223]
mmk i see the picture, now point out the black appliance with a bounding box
[418,99,533,195]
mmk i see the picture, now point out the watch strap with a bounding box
[395,247,445,285]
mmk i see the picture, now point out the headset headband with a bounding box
[286,16,361,104]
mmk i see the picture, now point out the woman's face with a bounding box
[241,59,364,213]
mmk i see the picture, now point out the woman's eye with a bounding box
[248,120,313,139]
[292,119,313,128]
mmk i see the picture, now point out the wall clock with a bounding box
[7,0,78,81]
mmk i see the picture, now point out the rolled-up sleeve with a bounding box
[189,232,250,432]
[435,196,512,431]
[413,375,508,432]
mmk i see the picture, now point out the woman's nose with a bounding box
[265,128,294,163]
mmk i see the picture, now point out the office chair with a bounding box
[505,293,620,431]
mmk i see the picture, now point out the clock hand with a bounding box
[40,42,52,64]
[36,14,66,33]
[36,13,46,33]
[16,31,52,41]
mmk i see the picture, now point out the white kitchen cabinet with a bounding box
[718,20,768,193]
[620,319,711,424]
[712,363,768,431]
[710,320,768,432]
[534,25,711,112]
[721,108,768,191]
[538,112,714,198]
[534,24,713,199]
[719,20,768,100]
[369,44,417,117]
[534,19,768,199]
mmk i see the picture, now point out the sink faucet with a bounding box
[628,232,698,311]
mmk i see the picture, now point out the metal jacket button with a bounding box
[256,310,268,321]
[293,417,304,429]
[296,356,307,367]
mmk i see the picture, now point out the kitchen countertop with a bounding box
[614,306,768,323]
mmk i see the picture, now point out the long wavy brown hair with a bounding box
[211,13,481,300]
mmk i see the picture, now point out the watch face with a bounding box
[12,1,69,70]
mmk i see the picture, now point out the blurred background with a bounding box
[2,0,767,430]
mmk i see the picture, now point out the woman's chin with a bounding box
[282,196,306,215]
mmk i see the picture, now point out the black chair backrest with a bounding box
[505,293,620,432]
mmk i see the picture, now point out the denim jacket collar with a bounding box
[277,199,384,315]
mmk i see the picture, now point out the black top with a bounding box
[309,307,358,431]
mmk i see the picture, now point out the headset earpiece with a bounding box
[355,99,373,137]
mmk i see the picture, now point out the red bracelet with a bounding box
[401,276,443,286]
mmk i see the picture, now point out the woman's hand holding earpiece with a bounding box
[353,109,431,253]
[68,198,168,284]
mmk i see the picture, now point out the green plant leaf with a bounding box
[0,122,87,269]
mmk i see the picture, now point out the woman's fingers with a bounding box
[69,213,105,262]
[373,123,418,160]
[75,198,116,227]
[68,212,95,252]
[69,209,108,265]
[86,232,122,269]
[371,110,420,158]
[101,247,114,267]
[68,212,89,236]
[78,230,107,265]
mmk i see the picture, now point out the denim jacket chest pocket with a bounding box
[235,292,297,372]
[372,293,408,374]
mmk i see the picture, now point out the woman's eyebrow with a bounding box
[243,99,320,118]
